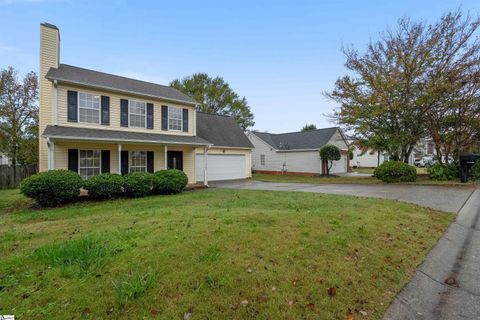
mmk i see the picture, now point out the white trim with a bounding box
[128,150,147,173]
[164,145,168,170]
[78,149,102,179]
[208,146,253,150]
[167,106,183,131]
[78,91,101,124]
[203,145,209,186]
[47,138,54,170]
[42,134,212,146]
[128,99,147,129]
[53,80,58,125]
[118,144,122,174]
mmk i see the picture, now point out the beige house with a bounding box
[39,23,252,184]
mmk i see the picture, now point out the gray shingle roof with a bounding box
[46,64,197,105]
[252,127,340,150]
[42,125,211,146]
[196,112,253,148]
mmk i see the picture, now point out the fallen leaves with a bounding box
[328,287,337,297]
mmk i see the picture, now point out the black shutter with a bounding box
[182,109,188,132]
[101,150,110,173]
[120,99,128,127]
[101,96,110,125]
[121,150,129,175]
[147,151,154,173]
[68,149,78,172]
[147,103,154,129]
[67,91,78,122]
[161,105,168,131]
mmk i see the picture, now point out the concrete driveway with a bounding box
[210,180,480,319]
[210,180,474,212]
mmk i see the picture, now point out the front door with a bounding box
[167,151,183,171]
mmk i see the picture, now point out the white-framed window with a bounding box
[79,92,100,123]
[260,154,265,166]
[129,100,146,128]
[129,151,146,172]
[168,107,182,131]
[79,150,101,179]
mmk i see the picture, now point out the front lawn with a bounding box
[0,188,452,319]
[353,167,428,175]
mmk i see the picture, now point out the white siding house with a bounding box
[248,127,349,175]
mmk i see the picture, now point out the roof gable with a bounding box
[46,64,197,105]
[252,127,341,150]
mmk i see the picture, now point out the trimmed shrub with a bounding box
[152,169,188,194]
[469,160,480,181]
[428,164,459,181]
[123,172,153,198]
[319,144,341,175]
[83,173,124,200]
[20,170,83,207]
[374,161,416,183]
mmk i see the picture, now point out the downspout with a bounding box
[204,145,211,186]
[53,80,58,125]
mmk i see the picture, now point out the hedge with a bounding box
[83,173,124,200]
[20,170,83,207]
[152,169,188,194]
[374,161,416,183]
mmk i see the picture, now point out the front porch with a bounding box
[42,125,212,185]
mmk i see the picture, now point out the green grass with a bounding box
[253,173,468,186]
[0,188,453,319]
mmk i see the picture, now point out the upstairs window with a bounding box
[168,107,182,131]
[129,151,146,172]
[79,150,101,179]
[79,92,100,123]
[129,100,146,128]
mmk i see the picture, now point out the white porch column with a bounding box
[203,146,209,186]
[164,145,168,169]
[47,138,54,170]
[118,144,122,174]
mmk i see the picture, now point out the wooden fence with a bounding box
[0,164,38,189]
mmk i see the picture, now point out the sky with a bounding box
[1,0,479,133]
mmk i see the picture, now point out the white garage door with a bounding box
[196,154,246,182]
[329,154,347,174]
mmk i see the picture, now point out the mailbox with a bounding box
[459,154,480,183]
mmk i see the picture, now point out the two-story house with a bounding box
[39,23,252,184]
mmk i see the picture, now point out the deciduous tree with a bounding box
[170,73,254,130]
[0,67,38,165]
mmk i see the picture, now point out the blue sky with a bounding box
[1,0,478,132]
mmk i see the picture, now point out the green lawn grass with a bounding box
[252,173,467,186]
[0,188,453,319]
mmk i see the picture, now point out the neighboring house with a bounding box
[0,153,11,165]
[248,127,349,175]
[347,138,389,168]
[38,23,252,184]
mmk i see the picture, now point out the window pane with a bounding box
[79,149,101,179]
[79,92,100,123]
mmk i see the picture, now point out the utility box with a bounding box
[459,154,480,183]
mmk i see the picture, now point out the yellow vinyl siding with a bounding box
[39,25,59,172]
[56,84,195,136]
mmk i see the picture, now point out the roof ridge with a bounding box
[59,63,175,90]
[252,127,339,136]
[196,111,235,119]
